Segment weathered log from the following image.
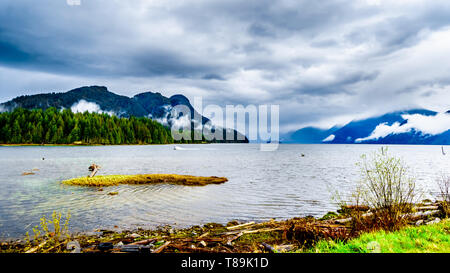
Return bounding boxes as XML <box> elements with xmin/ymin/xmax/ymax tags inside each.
<box><xmin>416</xmin><ymin>206</ymin><xmax>439</xmax><ymax>211</ymax></box>
<box><xmin>226</xmin><ymin>222</ymin><xmax>256</xmax><ymax>231</ymax></box>
<box><xmin>335</xmin><ymin>209</ymin><xmax>441</xmax><ymax>224</ymax></box>
<box><xmin>180</xmin><ymin>237</ymin><xmax>222</xmax><ymax>242</ymax></box>
<box><xmin>334</xmin><ymin>217</ymin><xmax>352</xmax><ymax>224</ymax></box>
<box><xmin>261</xmin><ymin>243</ymin><xmax>276</xmax><ymax>253</ymax></box>
<box><xmin>407</xmin><ymin>210</ymin><xmax>440</xmax><ymax>220</ymax></box>
<box><xmin>197</xmin><ymin>232</ymin><xmax>209</xmax><ymax>239</ymax></box>
<box><xmin>242</xmin><ymin>227</ymin><xmax>284</xmax><ymax>234</ymax></box>
<box><xmin>227</xmin><ymin>232</ymin><xmax>243</xmax><ymax>246</ymax></box>
<box><xmin>130</xmin><ymin>238</ymin><xmax>156</xmax><ymax>245</ymax></box>
<box><xmin>153</xmin><ymin>241</ymin><xmax>170</xmax><ymax>253</ymax></box>
<box><xmin>25</xmin><ymin>241</ymin><xmax>47</xmax><ymax>253</ymax></box>
<box><xmin>221</xmin><ymin>227</ymin><xmax>283</xmax><ymax>236</ymax></box>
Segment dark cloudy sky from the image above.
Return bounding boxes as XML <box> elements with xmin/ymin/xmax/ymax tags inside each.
<box><xmin>1</xmin><ymin>0</ymin><xmax>450</xmax><ymax>132</ymax></box>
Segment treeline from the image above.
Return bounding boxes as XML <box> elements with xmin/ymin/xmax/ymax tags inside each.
<box><xmin>0</xmin><ymin>108</ymin><xmax>176</xmax><ymax>145</ymax></box>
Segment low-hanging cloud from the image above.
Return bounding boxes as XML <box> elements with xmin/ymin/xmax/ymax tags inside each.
<box><xmin>2</xmin><ymin>1</ymin><xmax>450</xmax><ymax>131</ymax></box>
<box><xmin>356</xmin><ymin>112</ymin><xmax>450</xmax><ymax>142</ymax></box>
<box><xmin>70</xmin><ymin>100</ymin><xmax>115</xmax><ymax>115</ymax></box>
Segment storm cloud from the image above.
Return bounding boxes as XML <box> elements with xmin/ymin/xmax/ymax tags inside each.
<box><xmin>1</xmin><ymin>0</ymin><xmax>450</xmax><ymax>132</ymax></box>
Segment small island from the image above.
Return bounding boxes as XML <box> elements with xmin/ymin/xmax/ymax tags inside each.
<box><xmin>62</xmin><ymin>174</ymin><xmax>228</xmax><ymax>187</ymax></box>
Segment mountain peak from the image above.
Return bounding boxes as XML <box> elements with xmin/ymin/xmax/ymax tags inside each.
<box><xmin>68</xmin><ymin>86</ymin><xmax>110</xmax><ymax>93</ymax></box>
<box><xmin>169</xmin><ymin>94</ymin><xmax>191</xmax><ymax>107</ymax></box>
<box><xmin>284</xmin><ymin>108</ymin><xmax>450</xmax><ymax>145</ymax></box>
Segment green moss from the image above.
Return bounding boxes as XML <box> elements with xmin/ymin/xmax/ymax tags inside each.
<box><xmin>237</xmin><ymin>231</ymin><xmax>283</xmax><ymax>245</ymax></box>
<box><xmin>307</xmin><ymin>219</ymin><xmax>450</xmax><ymax>253</ymax></box>
<box><xmin>319</xmin><ymin>211</ymin><xmax>339</xmax><ymax>220</ymax></box>
<box><xmin>62</xmin><ymin>174</ymin><xmax>228</xmax><ymax>187</ymax></box>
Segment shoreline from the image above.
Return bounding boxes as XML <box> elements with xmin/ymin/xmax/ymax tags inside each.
<box><xmin>0</xmin><ymin>143</ymin><xmax>211</xmax><ymax>147</ymax></box>
<box><xmin>1</xmin><ymin>201</ymin><xmax>447</xmax><ymax>253</ymax></box>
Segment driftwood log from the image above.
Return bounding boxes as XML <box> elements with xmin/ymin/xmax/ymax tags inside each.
<box><xmin>88</xmin><ymin>164</ymin><xmax>101</xmax><ymax>178</ymax></box>
<box><xmin>153</xmin><ymin>241</ymin><xmax>171</xmax><ymax>253</ymax></box>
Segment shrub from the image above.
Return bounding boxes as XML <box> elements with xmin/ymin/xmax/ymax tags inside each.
<box><xmin>349</xmin><ymin>148</ymin><xmax>418</xmax><ymax>231</ymax></box>
<box><xmin>437</xmin><ymin>174</ymin><xmax>450</xmax><ymax>217</ymax></box>
<box><xmin>25</xmin><ymin>211</ymin><xmax>71</xmax><ymax>253</ymax></box>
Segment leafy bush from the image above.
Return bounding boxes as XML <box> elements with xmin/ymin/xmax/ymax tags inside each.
<box><xmin>25</xmin><ymin>211</ymin><xmax>71</xmax><ymax>253</ymax></box>
<box><xmin>347</xmin><ymin>148</ymin><xmax>418</xmax><ymax>231</ymax></box>
<box><xmin>437</xmin><ymin>174</ymin><xmax>450</xmax><ymax>217</ymax></box>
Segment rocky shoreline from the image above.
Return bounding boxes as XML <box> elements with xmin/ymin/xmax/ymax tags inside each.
<box><xmin>0</xmin><ymin>200</ymin><xmax>447</xmax><ymax>253</ymax></box>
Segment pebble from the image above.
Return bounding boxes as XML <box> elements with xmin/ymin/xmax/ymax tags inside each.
<box><xmin>415</xmin><ymin>220</ymin><xmax>424</xmax><ymax>226</ymax></box>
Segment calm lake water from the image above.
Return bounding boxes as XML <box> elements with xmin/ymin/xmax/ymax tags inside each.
<box><xmin>0</xmin><ymin>144</ymin><xmax>448</xmax><ymax>239</ymax></box>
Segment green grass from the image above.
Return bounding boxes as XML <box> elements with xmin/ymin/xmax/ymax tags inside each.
<box><xmin>308</xmin><ymin>219</ymin><xmax>450</xmax><ymax>253</ymax></box>
<box><xmin>62</xmin><ymin>174</ymin><xmax>228</xmax><ymax>187</ymax></box>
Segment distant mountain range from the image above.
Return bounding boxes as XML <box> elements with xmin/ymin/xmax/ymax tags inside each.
<box><xmin>283</xmin><ymin>109</ymin><xmax>450</xmax><ymax>145</ymax></box>
<box><xmin>3</xmin><ymin>87</ymin><xmax>449</xmax><ymax>145</ymax></box>
<box><xmin>0</xmin><ymin>86</ymin><xmax>248</xmax><ymax>143</ymax></box>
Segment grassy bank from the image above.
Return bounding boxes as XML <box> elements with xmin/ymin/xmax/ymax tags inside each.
<box><xmin>62</xmin><ymin>174</ymin><xmax>228</xmax><ymax>186</ymax></box>
<box><xmin>309</xmin><ymin>219</ymin><xmax>450</xmax><ymax>253</ymax></box>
